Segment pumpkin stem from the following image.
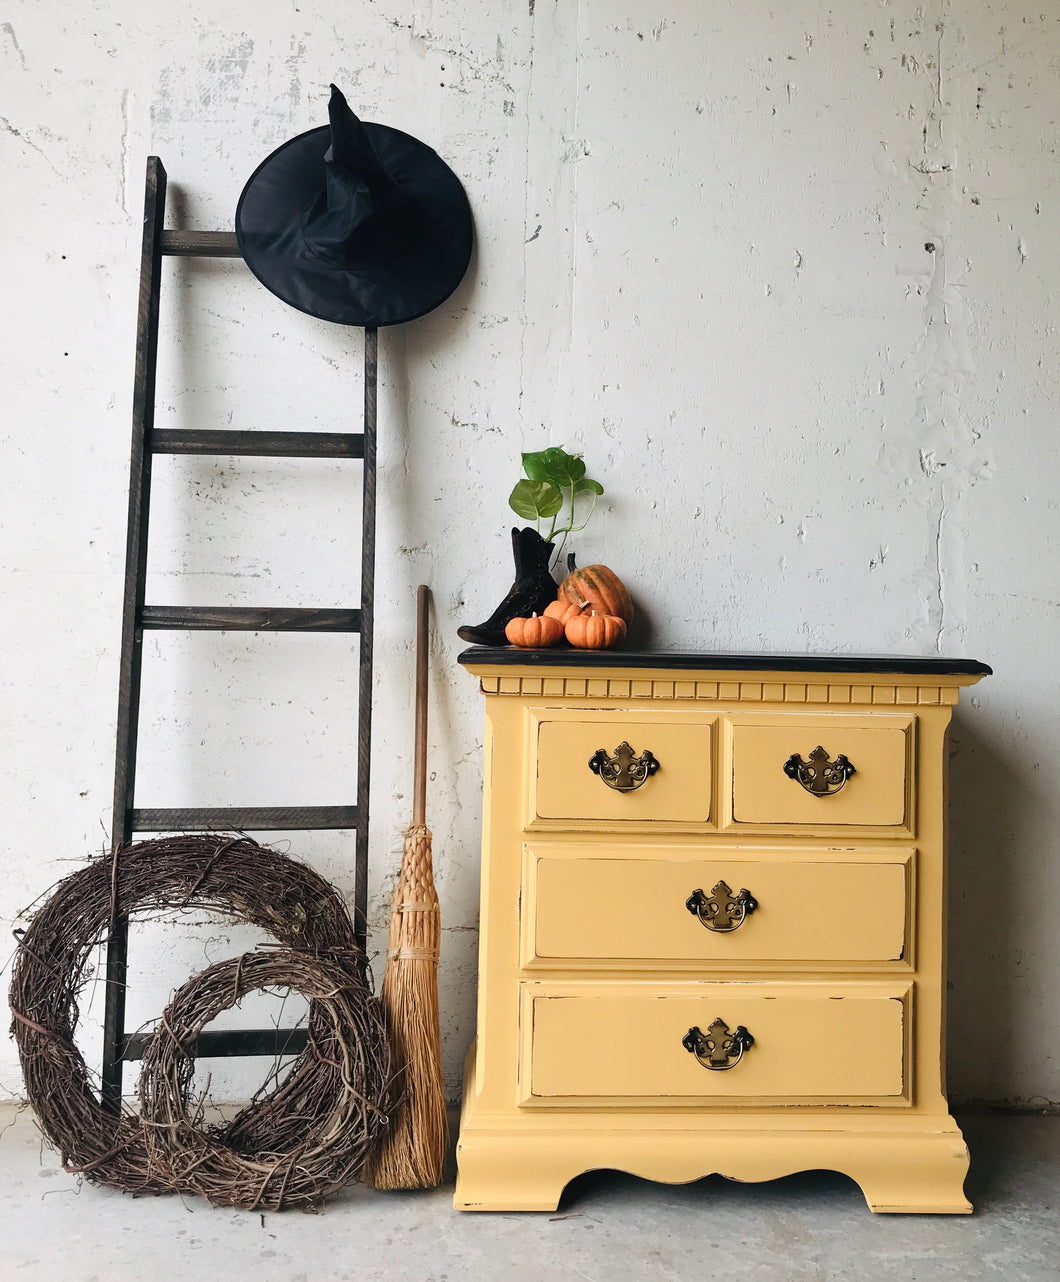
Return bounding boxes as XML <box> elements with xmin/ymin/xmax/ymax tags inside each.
<box><xmin>567</xmin><ymin>552</ymin><xmax>577</xmax><ymax>574</ymax></box>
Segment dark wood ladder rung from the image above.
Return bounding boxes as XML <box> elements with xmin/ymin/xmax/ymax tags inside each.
<box><xmin>160</xmin><ymin>230</ymin><xmax>242</xmax><ymax>258</ymax></box>
<box><xmin>123</xmin><ymin>1027</ymin><xmax>309</xmax><ymax>1061</ymax></box>
<box><xmin>150</xmin><ymin>429</ymin><xmax>364</xmax><ymax>458</ymax></box>
<box><xmin>130</xmin><ymin>805</ymin><xmax>359</xmax><ymax>832</ymax></box>
<box><xmin>141</xmin><ymin>606</ymin><xmax>361</xmax><ymax>632</ymax></box>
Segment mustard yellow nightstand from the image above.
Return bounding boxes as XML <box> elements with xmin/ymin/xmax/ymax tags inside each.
<box><xmin>453</xmin><ymin>650</ymin><xmax>990</xmax><ymax>1214</ymax></box>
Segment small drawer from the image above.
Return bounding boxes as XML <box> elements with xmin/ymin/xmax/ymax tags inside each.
<box><xmin>729</xmin><ymin>714</ymin><xmax>914</xmax><ymax>829</ymax></box>
<box><xmin>521</xmin><ymin>982</ymin><xmax>910</xmax><ymax>1104</ymax></box>
<box><xmin>524</xmin><ymin>847</ymin><xmax>912</xmax><ymax>966</ymax></box>
<box><xmin>529</xmin><ymin>709</ymin><xmax>714</xmax><ymax>827</ymax></box>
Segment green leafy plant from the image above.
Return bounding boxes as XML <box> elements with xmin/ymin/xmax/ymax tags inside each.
<box><xmin>508</xmin><ymin>446</ymin><xmax>604</xmax><ymax>563</ymax></box>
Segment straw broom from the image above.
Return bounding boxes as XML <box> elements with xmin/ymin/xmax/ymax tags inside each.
<box><xmin>364</xmin><ymin>584</ymin><xmax>447</xmax><ymax>1189</ymax></box>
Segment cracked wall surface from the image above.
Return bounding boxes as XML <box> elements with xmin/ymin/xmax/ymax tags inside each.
<box><xmin>1</xmin><ymin>0</ymin><xmax>1058</xmax><ymax>1107</ymax></box>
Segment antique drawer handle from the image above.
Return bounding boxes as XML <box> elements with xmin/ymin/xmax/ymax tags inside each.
<box><xmin>686</xmin><ymin>880</ymin><xmax>758</xmax><ymax>932</ymax></box>
<box><xmin>682</xmin><ymin>1019</ymin><xmax>754</xmax><ymax>1071</ymax></box>
<box><xmin>783</xmin><ymin>745</ymin><xmax>856</xmax><ymax>796</ymax></box>
<box><xmin>588</xmin><ymin>741</ymin><xmax>660</xmax><ymax>792</ymax></box>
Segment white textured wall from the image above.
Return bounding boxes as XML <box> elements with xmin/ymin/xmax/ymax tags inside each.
<box><xmin>2</xmin><ymin>0</ymin><xmax>1057</xmax><ymax>1107</ymax></box>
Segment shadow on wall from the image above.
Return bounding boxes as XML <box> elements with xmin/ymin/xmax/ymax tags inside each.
<box><xmin>946</xmin><ymin>709</ymin><xmax>1039</xmax><ymax>1108</ymax></box>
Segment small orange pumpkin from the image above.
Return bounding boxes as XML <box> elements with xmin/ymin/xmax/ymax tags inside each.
<box><xmin>543</xmin><ymin>599</ymin><xmax>588</xmax><ymax>626</ymax></box>
<box><xmin>557</xmin><ymin>564</ymin><xmax>633</xmax><ymax>623</ymax></box>
<box><xmin>505</xmin><ymin>612</ymin><xmax>565</xmax><ymax>648</ymax></box>
<box><xmin>564</xmin><ymin>609</ymin><xmax>627</xmax><ymax>650</ymax></box>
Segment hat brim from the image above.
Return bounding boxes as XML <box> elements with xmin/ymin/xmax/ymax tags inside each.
<box><xmin>236</xmin><ymin>123</ymin><xmax>473</xmax><ymax>328</ymax></box>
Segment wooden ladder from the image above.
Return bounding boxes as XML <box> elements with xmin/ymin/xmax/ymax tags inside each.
<box><xmin>102</xmin><ymin>156</ymin><xmax>377</xmax><ymax>1108</ymax></box>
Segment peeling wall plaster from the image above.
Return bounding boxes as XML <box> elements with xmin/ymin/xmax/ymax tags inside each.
<box><xmin>1</xmin><ymin>0</ymin><xmax>1058</xmax><ymax>1108</ymax></box>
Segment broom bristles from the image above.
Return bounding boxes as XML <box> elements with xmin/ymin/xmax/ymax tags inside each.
<box><xmin>363</xmin><ymin>824</ymin><xmax>448</xmax><ymax>1190</ymax></box>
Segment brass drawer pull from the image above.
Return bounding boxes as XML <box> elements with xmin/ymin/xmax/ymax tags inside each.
<box><xmin>683</xmin><ymin>1019</ymin><xmax>754</xmax><ymax>1071</ymax></box>
<box><xmin>686</xmin><ymin>880</ymin><xmax>758</xmax><ymax>932</ymax></box>
<box><xmin>783</xmin><ymin>745</ymin><xmax>856</xmax><ymax>796</ymax></box>
<box><xmin>588</xmin><ymin>741</ymin><xmax>660</xmax><ymax>792</ymax></box>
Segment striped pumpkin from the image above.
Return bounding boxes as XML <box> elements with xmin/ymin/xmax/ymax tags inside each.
<box><xmin>557</xmin><ymin>564</ymin><xmax>634</xmax><ymax>623</ymax></box>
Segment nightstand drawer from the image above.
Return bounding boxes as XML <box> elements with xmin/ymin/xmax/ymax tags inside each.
<box><xmin>525</xmin><ymin>848</ymin><xmax>911</xmax><ymax>966</ymax></box>
<box><xmin>730</xmin><ymin>715</ymin><xmax>914</xmax><ymax>828</ymax></box>
<box><xmin>522</xmin><ymin>983</ymin><xmax>909</xmax><ymax>1104</ymax></box>
<box><xmin>531</xmin><ymin>710</ymin><xmax>713</xmax><ymax>826</ymax></box>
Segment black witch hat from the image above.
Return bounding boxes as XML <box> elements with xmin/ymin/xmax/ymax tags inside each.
<box><xmin>236</xmin><ymin>85</ymin><xmax>473</xmax><ymax>327</ymax></box>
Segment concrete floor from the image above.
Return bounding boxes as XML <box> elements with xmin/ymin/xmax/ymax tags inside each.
<box><xmin>0</xmin><ymin>1108</ymin><xmax>1055</xmax><ymax>1281</ymax></box>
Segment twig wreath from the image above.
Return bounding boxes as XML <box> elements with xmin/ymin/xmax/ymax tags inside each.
<box><xmin>8</xmin><ymin>834</ymin><xmax>393</xmax><ymax>1210</ymax></box>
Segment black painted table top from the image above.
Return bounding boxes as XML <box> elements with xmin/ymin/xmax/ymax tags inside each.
<box><xmin>458</xmin><ymin>648</ymin><xmax>991</xmax><ymax>677</ymax></box>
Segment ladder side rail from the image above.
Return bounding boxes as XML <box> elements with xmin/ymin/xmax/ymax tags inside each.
<box><xmin>354</xmin><ymin>328</ymin><xmax>378</xmax><ymax>951</ymax></box>
<box><xmin>102</xmin><ymin>156</ymin><xmax>169</xmax><ymax>1111</ymax></box>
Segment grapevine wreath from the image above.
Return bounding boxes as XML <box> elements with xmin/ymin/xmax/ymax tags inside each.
<box><xmin>9</xmin><ymin>834</ymin><xmax>393</xmax><ymax>1210</ymax></box>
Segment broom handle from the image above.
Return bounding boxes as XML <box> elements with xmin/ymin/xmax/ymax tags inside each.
<box><xmin>413</xmin><ymin>584</ymin><xmax>430</xmax><ymax>828</ymax></box>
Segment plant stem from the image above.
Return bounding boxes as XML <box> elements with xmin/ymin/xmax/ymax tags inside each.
<box><xmin>551</xmin><ymin>529</ymin><xmax>569</xmax><ymax>568</ymax></box>
<box><xmin>570</xmin><ymin>493</ymin><xmax>598</xmax><ymax>532</ymax></box>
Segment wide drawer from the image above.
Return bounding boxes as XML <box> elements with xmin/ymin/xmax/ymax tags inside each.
<box><xmin>525</xmin><ymin>847</ymin><xmax>911</xmax><ymax>966</ymax></box>
<box><xmin>729</xmin><ymin>714</ymin><xmax>914</xmax><ymax>828</ymax></box>
<box><xmin>521</xmin><ymin>982</ymin><xmax>910</xmax><ymax>1104</ymax></box>
<box><xmin>530</xmin><ymin>709</ymin><xmax>713</xmax><ymax>827</ymax></box>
